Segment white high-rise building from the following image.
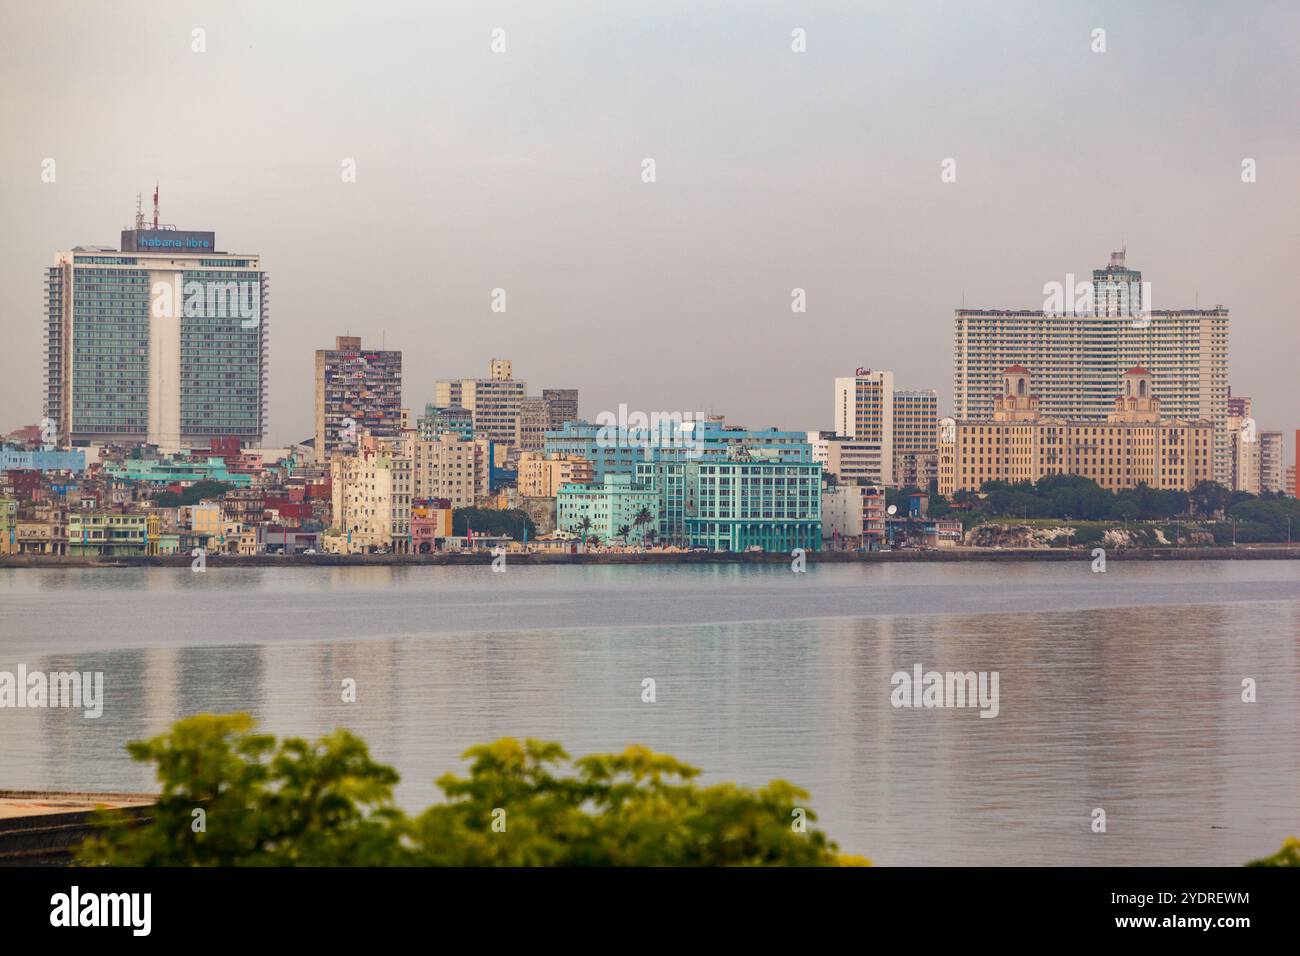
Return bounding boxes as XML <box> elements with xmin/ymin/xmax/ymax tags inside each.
<box><xmin>952</xmin><ymin>253</ymin><xmax>1230</xmax><ymax>484</ymax></box>
<box><xmin>833</xmin><ymin>369</ymin><xmax>894</xmax><ymax>486</ymax></box>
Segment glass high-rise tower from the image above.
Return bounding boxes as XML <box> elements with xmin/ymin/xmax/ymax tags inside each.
<box><xmin>44</xmin><ymin>221</ymin><xmax>268</xmax><ymax>450</ymax></box>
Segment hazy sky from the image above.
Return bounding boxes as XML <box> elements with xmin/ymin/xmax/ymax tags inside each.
<box><xmin>2</xmin><ymin>0</ymin><xmax>1296</xmax><ymax>453</ymax></box>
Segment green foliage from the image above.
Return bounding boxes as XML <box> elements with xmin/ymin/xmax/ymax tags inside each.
<box><xmin>77</xmin><ymin>714</ymin><xmax>404</xmax><ymax>866</ymax></box>
<box><xmin>410</xmin><ymin>738</ymin><xmax>863</xmax><ymax>866</ymax></box>
<box><xmin>974</xmin><ymin>475</ymin><xmax>1196</xmax><ymax>522</ymax></box>
<box><xmin>78</xmin><ymin>715</ymin><xmax>865</xmax><ymax>867</ymax></box>
<box><xmin>453</xmin><ymin>507</ymin><xmax>535</xmax><ymax>539</ymax></box>
<box><xmin>1190</xmin><ymin>480</ymin><xmax>1231</xmax><ymax>518</ymax></box>
<box><xmin>152</xmin><ymin>480</ymin><xmax>233</xmax><ymax>509</ymax></box>
<box><xmin>1224</xmin><ymin>495</ymin><xmax>1300</xmax><ymax>542</ymax></box>
<box><xmin>885</xmin><ymin>486</ymin><xmax>953</xmax><ymax>518</ymax></box>
<box><xmin>1246</xmin><ymin>836</ymin><xmax>1300</xmax><ymax>867</ymax></box>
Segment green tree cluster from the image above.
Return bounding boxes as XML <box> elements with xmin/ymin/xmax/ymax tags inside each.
<box><xmin>1221</xmin><ymin>495</ymin><xmax>1300</xmax><ymax>543</ymax></box>
<box><xmin>452</xmin><ymin>507</ymin><xmax>536</xmax><ymax>540</ymax></box>
<box><xmin>152</xmin><ymin>480</ymin><xmax>234</xmax><ymax>509</ymax></box>
<box><xmin>78</xmin><ymin>714</ymin><xmax>866</xmax><ymax>867</ymax></box>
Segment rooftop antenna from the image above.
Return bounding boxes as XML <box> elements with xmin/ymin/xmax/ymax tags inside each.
<box><xmin>152</xmin><ymin>184</ymin><xmax>160</xmax><ymax>230</ymax></box>
<box><xmin>134</xmin><ymin>193</ymin><xmax>145</xmax><ymax>231</ymax></box>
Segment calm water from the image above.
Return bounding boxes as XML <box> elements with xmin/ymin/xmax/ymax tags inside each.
<box><xmin>2</xmin><ymin>561</ymin><xmax>1297</xmax><ymax>865</ymax></box>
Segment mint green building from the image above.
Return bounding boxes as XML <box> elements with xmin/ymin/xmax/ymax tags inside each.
<box><xmin>556</xmin><ymin>474</ymin><xmax>659</xmax><ymax>544</ymax></box>
<box><xmin>104</xmin><ymin>456</ymin><xmax>252</xmax><ymax>487</ymax></box>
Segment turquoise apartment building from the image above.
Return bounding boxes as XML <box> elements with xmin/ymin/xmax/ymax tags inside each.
<box><xmin>556</xmin><ymin>473</ymin><xmax>659</xmax><ymax>544</ymax></box>
<box><xmin>635</xmin><ymin>455</ymin><xmax>822</xmax><ymax>552</ymax></box>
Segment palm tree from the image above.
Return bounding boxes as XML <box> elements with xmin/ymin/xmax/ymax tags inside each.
<box><xmin>576</xmin><ymin>516</ymin><xmax>593</xmax><ymax>551</ymax></box>
<box><xmin>633</xmin><ymin>506</ymin><xmax>653</xmax><ymax>545</ymax></box>
<box><xmin>618</xmin><ymin>524</ymin><xmax>631</xmax><ymax>546</ymax></box>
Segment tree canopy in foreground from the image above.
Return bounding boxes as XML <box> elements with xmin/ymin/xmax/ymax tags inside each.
<box><xmin>77</xmin><ymin>713</ymin><xmax>868</xmax><ymax>867</ymax></box>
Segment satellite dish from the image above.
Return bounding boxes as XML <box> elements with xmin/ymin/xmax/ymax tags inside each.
<box><xmin>887</xmin><ymin>505</ymin><xmax>897</xmax><ymax>516</ymax></box>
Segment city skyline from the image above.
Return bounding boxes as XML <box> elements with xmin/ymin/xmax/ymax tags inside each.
<box><xmin>1</xmin><ymin>1</ymin><xmax>1297</xmax><ymax>449</ymax></box>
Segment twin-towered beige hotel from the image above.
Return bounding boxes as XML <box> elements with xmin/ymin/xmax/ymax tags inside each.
<box><xmin>937</xmin><ymin>365</ymin><xmax>1214</xmax><ymax>496</ymax></box>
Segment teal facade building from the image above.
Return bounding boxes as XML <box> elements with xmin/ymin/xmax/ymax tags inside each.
<box><xmin>635</xmin><ymin>456</ymin><xmax>822</xmax><ymax>551</ymax></box>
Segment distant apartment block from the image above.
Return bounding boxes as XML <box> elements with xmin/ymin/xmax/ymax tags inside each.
<box><xmin>407</xmin><ymin>433</ymin><xmax>494</xmax><ymax>509</ymax></box>
<box><xmin>953</xmin><ymin>253</ymin><xmax>1230</xmax><ymax>484</ymax></box>
<box><xmin>0</xmin><ymin>445</ymin><xmax>85</xmax><ymax>473</ymax></box>
<box><xmin>822</xmin><ymin>482</ymin><xmax>886</xmax><ymax>550</ymax></box>
<box><xmin>517</xmin><ymin>452</ymin><xmax>594</xmax><ymax>498</ymax></box>
<box><xmin>328</xmin><ymin>438</ymin><xmax>412</xmax><ymax>553</ymax></box>
<box><xmin>1259</xmin><ymin>430</ymin><xmax>1284</xmax><ymax>494</ymax></box>
<box><xmin>314</xmin><ymin>336</ymin><xmax>403</xmax><ymax>462</ymax></box>
<box><xmin>518</xmin><ymin>397</ymin><xmax>553</xmax><ymax>453</ymax></box>
<box><xmin>542</xmin><ymin>388</ymin><xmax>579</xmax><ymax>428</ymax></box>
<box><xmin>45</xmin><ymin>216</ymin><xmax>268</xmax><ymax>450</ymax></box>
<box><xmin>435</xmin><ymin>358</ymin><xmax>527</xmax><ymax>447</ymax></box>
<box><xmin>416</xmin><ymin>404</ymin><xmax>473</xmax><ymax>442</ymax></box>
<box><xmin>893</xmin><ymin>389</ymin><xmax>938</xmax><ymax>488</ymax></box>
<box><xmin>825</xmin><ymin>437</ymin><xmax>891</xmax><ymax>487</ymax></box>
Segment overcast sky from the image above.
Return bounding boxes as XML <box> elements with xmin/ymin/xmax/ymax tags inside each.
<box><xmin>1</xmin><ymin>0</ymin><xmax>1296</xmax><ymax>454</ymax></box>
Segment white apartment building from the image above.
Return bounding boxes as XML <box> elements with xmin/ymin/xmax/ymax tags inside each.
<box><xmin>825</xmin><ymin>437</ymin><xmax>890</xmax><ymax>487</ymax></box>
<box><xmin>833</xmin><ymin>369</ymin><xmax>894</xmax><ymax>485</ymax></box>
<box><xmin>806</xmin><ymin>431</ymin><xmax>831</xmax><ymax>469</ymax></box>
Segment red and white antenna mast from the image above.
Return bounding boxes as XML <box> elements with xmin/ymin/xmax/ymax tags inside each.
<box><xmin>152</xmin><ymin>185</ymin><xmax>160</xmax><ymax>230</ymax></box>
